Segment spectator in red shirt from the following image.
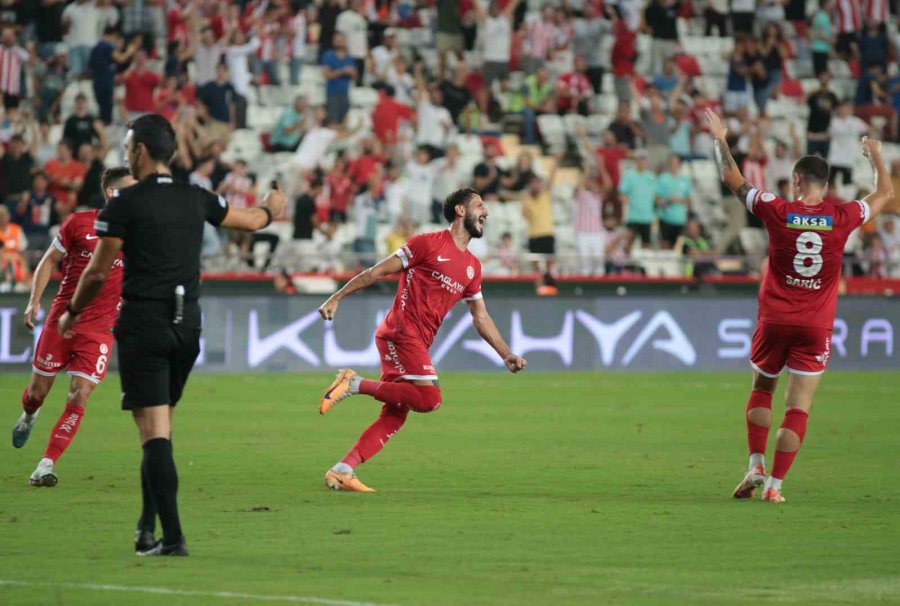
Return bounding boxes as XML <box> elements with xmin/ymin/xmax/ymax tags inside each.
<box><xmin>155</xmin><ymin>75</ymin><xmax>182</xmax><ymax>123</ymax></box>
<box><xmin>167</xmin><ymin>0</ymin><xmax>193</xmax><ymax>45</ymax></box>
<box><xmin>611</xmin><ymin>18</ymin><xmax>637</xmax><ymax>104</ymax></box>
<box><xmin>348</xmin><ymin>137</ymin><xmax>384</xmax><ymax>188</ymax></box>
<box><xmin>43</xmin><ymin>140</ymin><xmax>86</xmax><ymax>212</ymax></box>
<box><xmin>557</xmin><ymin>56</ymin><xmax>593</xmax><ymax>115</ymax></box>
<box><xmin>371</xmin><ymin>86</ymin><xmax>415</xmax><ymax>148</ymax></box>
<box><xmin>325</xmin><ymin>154</ymin><xmax>354</xmax><ymax>224</ymax></box>
<box><xmin>121</xmin><ymin>49</ymin><xmax>162</xmax><ymax>120</ymax></box>
<box><xmin>595</xmin><ymin>130</ymin><xmax>628</xmax><ymax>189</ymax></box>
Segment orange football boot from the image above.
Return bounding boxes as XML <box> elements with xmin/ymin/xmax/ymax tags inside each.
<box><xmin>761</xmin><ymin>487</ymin><xmax>786</xmax><ymax>503</ymax></box>
<box><xmin>733</xmin><ymin>465</ymin><xmax>766</xmax><ymax>499</ymax></box>
<box><xmin>319</xmin><ymin>369</ymin><xmax>358</xmax><ymax>415</ymax></box>
<box><xmin>324</xmin><ymin>469</ymin><xmax>376</xmax><ymax>493</ymax></box>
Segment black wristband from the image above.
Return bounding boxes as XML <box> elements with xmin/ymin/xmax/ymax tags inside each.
<box><xmin>66</xmin><ymin>303</ymin><xmax>82</xmax><ymax>317</ymax></box>
<box><xmin>261</xmin><ymin>207</ymin><xmax>273</xmax><ymax>228</ymax></box>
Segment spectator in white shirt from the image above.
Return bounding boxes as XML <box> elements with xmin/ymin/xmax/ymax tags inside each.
<box><xmin>225</xmin><ymin>29</ymin><xmax>260</xmax><ymax>128</ymax></box>
<box><xmin>289</xmin><ymin>6</ymin><xmax>308</xmax><ymax>86</ymax></box>
<box><xmin>828</xmin><ymin>101</ymin><xmax>871</xmax><ymax>187</ymax></box>
<box><xmin>404</xmin><ymin>146</ymin><xmax>438</xmax><ymax>225</ymax></box>
<box><xmin>193</xmin><ymin>27</ymin><xmax>224</xmax><ymax>87</ymax></box>
<box><xmin>63</xmin><ymin>0</ymin><xmax>102</xmax><ymax>77</ymax></box>
<box><xmin>414</xmin><ymin>63</ymin><xmax>455</xmax><ymax>158</ymax></box>
<box><xmin>431</xmin><ymin>145</ymin><xmax>469</xmax><ymax>217</ymax></box>
<box><xmin>335</xmin><ymin>0</ymin><xmax>368</xmax><ymax>84</ymax></box>
<box><xmin>370</xmin><ymin>28</ymin><xmax>399</xmax><ymax>84</ymax></box>
<box><xmin>475</xmin><ymin>0</ymin><xmax>518</xmax><ymax>85</ymax></box>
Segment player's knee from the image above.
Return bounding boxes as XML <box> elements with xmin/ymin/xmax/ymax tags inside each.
<box><xmin>27</xmin><ymin>384</ymin><xmax>49</xmax><ymax>403</ymax></box>
<box><xmin>67</xmin><ymin>385</ymin><xmax>94</xmax><ymax>407</ymax></box>
<box><xmin>751</xmin><ymin>374</ymin><xmax>778</xmax><ymax>394</ymax></box>
<box><xmin>416</xmin><ymin>386</ymin><xmax>442</xmax><ymax>413</ymax></box>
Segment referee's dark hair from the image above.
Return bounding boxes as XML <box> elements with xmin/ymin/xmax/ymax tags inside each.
<box><xmin>128</xmin><ymin>114</ymin><xmax>177</xmax><ymax>163</ymax></box>
<box><xmin>792</xmin><ymin>155</ymin><xmax>830</xmax><ymax>187</ymax></box>
<box><xmin>100</xmin><ymin>166</ymin><xmax>132</xmax><ymax>196</ymax></box>
<box><xmin>442</xmin><ymin>188</ymin><xmax>480</xmax><ymax>223</ymax></box>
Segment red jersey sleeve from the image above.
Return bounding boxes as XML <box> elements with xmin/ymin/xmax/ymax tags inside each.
<box><xmin>394</xmin><ymin>234</ymin><xmax>432</xmax><ymax>269</ymax></box>
<box><xmin>53</xmin><ymin>214</ymin><xmax>76</xmax><ymax>254</ymax></box>
<box><xmin>463</xmin><ymin>260</ymin><xmax>483</xmax><ymax>302</ymax></box>
<box><xmin>837</xmin><ymin>199</ymin><xmax>872</xmax><ymax>230</ymax></box>
<box><xmin>745</xmin><ymin>187</ymin><xmax>788</xmax><ymax>226</ymax></box>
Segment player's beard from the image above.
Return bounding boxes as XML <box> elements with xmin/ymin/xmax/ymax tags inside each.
<box><xmin>463</xmin><ymin>212</ymin><xmax>484</xmax><ymax>239</ymax></box>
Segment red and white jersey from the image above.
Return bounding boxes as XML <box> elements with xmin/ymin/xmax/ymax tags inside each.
<box><xmin>258</xmin><ymin>21</ymin><xmax>280</xmax><ymax>61</ymax></box>
<box><xmin>863</xmin><ymin>0</ymin><xmax>889</xmax><ymax>24</ymax></box>
<box><xmin>377</xmin><ymin>230</ymin><xmax>483</xmax><ymax>347</ymax></box>
<box><xmin>525</xmin><ymin>20</ymin><xmax>557</xmax><ymax>59</ymax></box>
<box><xmin>558</xmin><ymin>72</ymin><xmax>592</xmax><ymax>97</ymax></box>
<box><xmin>49</xmin><ymin>209</ymin><xmax>124</xmax><ymax>332</ymax></box>
<box><xmin>833</xmin><ymin>0</ymin><xmax>861</xmax><ymax>33</ymax></box>
<box><xmin>222</xmin><ymin>172</ymin><xmax>254</xmax><ymax>209</ymax></box>
<box><xmin>742</xmin><ymin>157</ymin><xmax>767</xmax><ymax>192</ymax></box>
<box><xmin>574</xmin><ymin>188</ymin><xmax>603</xmax><ymax>235</ymax></box>
<box><xmin>746</xmin><ymin>188</ymin><xmax>870</xmax><ymax>329</ymax></box>
<box><xmin>0</xmin><ymin>45</ymin><xmax>29</xmax><ymax>95</ymax></box>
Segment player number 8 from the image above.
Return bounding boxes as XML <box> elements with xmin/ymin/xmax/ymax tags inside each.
<box><xmin>793</xmin><ymin>231</ymin><xmax>823</xmax><ymax>278</ymax></box>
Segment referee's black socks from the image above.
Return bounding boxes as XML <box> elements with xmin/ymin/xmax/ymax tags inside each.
<box><xmin>138</xmin><ymin>460</ymin><xmax>157</xmax><ymax>534</ymax></box>
<box><xmin>142</xmin><ymin>437</ymin><xmax>183</xmax><ymax>546</ymax></box>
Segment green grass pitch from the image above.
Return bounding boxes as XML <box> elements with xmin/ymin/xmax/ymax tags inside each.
<box><xmin>1</xmin><ymin>371</ymin><xmax>899</xmax><ymax>606</ymax></box>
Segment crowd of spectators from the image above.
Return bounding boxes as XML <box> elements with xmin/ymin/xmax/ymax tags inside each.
<box><xmin>1</xmin><ymin>0</ymin><xmax>900</xmax><ymax>289</ymax></box>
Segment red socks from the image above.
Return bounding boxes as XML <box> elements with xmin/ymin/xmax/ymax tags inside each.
<box><xmin>342</xmin><ymin>404</ymin><xmax>409</xmax><ymax>468</ymax></box>
<box><xmin>340</xmin><ymin>381</ymin><xmax>443</xmax><ymax>468</ymax></box>
<box><xmin>22</xmin><ymin>388</ymin><xmax>44</xmax><ymax>415</ymax></box>
<box><xmin>358</xmin><ymin>380</ymin><xmax>442</xmax><ymax>413</ymax></box>
<box><xmin>43</xmin><ymin>403</ymin><xmax>85</xmax><ymax>462</ymax></box>
<box><xmin>746</xmin><ymin>390</ymin><xmax>773</xmax><ymax>455</ymax></box>
<box><xmin>772</xmin><ymin>408</ymin><xmax>809</xmax><ymax>480</ymax></box>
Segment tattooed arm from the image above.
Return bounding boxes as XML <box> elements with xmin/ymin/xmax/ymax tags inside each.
<box><xmin>705</xmin><ymin>108</ymin><xmax>753</xmax><ymax>202</ymax></box>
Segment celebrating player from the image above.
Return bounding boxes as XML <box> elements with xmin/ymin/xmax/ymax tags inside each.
<box><xmin>706</xmin><ymin>108</ymin><xmax>894</xmax><ymax>503</ymax></box>
<box><xmin>12</xmin><ymin>167</ymin><xmax>136</xmax><ymax>486</ymax></box>
<box><xmin>316</xmin><ymin>188</ymin><xmax>527</xmax><ymax>492</ymax></box>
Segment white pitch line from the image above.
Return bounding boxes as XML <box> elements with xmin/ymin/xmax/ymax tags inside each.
<box><xmin>0</xmin><ymin>579</ymin><xmax>401</xmax><ymax>606</ymax></box>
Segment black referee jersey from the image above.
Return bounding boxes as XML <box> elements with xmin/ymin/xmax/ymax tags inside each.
<box><xmin>94</xmin><ymin>173</ymin><xmax>229</xmax><ymax>408</ymax></box>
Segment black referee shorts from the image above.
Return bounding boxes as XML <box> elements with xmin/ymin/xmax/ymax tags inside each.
<box><xmin>115</xmin><ymin>301</ymin><xmax>201</xmax><ymax>410</ymax></box>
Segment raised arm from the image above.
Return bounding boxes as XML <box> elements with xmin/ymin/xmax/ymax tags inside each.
<box><xmin>24</xmin><ymin>245</ymin><xmax>64</xmax><ymax>331</ymax></box>
<box><xmin>317</xmin><ymin>254</ymin><xmax>405</xmax><ymax>321</ymax></box>
<box><xmin>219</xmin><ymin>187</ymin><xmax>287</xmax><ymax>231</ymax></box>
<box><xmin>467</xmin><ymin>297</ymin><xmax>526</xmax><ymax>373</ymax></box>
<box><xmin>705</xmin><ymin>108</ymin><xmax>752</xmax><ymax>201</ymax></box>
<box><xmin>861</xmin><ymin>136</ymin><xmax>895</xmax><ymax>218</ymax></box>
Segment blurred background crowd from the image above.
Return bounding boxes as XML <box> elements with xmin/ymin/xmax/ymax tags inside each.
<box><xmin>2</xmin><ymin>0</ymin><xmax>900</xmax><ymax>291</ymax></box>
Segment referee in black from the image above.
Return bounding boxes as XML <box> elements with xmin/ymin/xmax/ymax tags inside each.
<box><xmin>58</xmin><ymin>114</ymin><xmax>285</xmax><ymax>556</ymax></box>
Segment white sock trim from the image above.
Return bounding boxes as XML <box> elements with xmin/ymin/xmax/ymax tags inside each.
<box><xmin>749</xmin><ymin>453</ymin><xmax>765</xmax><ymax>471</ymax></box>
<box><xmin>348</xmin><ymin>375</ymin><xmax>362</xmax><ymax>394</ymax></box>
<box><xmin>331</xmin><ymin>462</ymin><xmax>354</xmax><ymax>474</ymax></box>
<box><xmin>764</xmin><ymin>476</ymin><xmax>782</xmax><ymax>491</ymax></box>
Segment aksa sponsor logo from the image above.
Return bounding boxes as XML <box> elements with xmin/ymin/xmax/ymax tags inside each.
<box><xmin>787</xmin><ymin>214</ymin><xmax>833</xmax><ymax>231</ymax></box>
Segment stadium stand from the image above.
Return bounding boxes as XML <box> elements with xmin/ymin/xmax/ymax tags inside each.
<box><xmin>2</xmin><ymin>0</ymin><xmax>900</xmax><ymax>292</ymax></box>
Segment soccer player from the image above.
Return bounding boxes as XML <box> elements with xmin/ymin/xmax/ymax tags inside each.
<box><xmin>316</xmin><ymin>188</ymin><xmax>527</xmax><ymax>492</ymax></box>
<box><xmin>12</xmin><ymin>167</ymin><xmax>136</xmax><ymax>486</ymax></box>
<box><xmin>706</xmin><ymin>108</ymin><xmax>894</xmax><ymax>503</ymax></box>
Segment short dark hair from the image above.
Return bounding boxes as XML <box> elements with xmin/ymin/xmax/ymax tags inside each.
<box><xmin>792</xmin><ymin>155</ymin><xmax>830</xmax><ymax>187</ymax></box>
<box><xmin>442</xmin><ymin>188</ymin><xmax>480</xmax><ymax>223</ymax></box>
<box><xmin>101</xmin><ymin>166</ymin><xmax>132</xmax><ymax>197</ymax></box>
<box><xmin>128</xmin><ymin>113</ymin><xmax>177</xmax><ymax>163</ymax></box>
